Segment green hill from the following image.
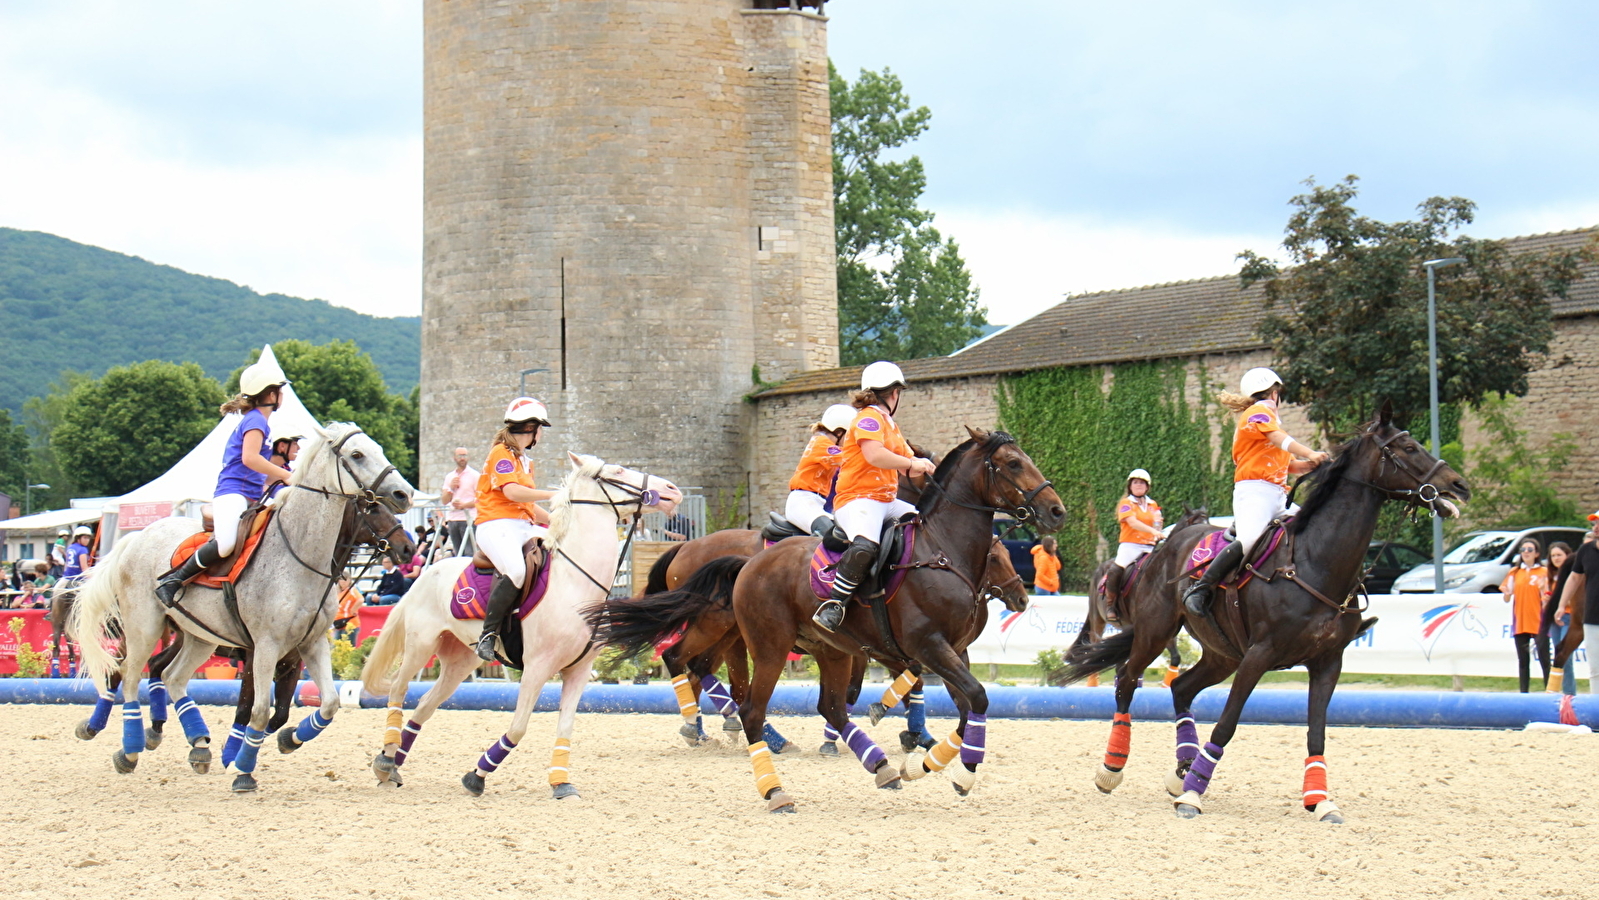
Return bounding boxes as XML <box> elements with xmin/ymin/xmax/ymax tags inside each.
<box><xmin>0</xmin><ymin>227</ymin><xmax>419</xmax><ymax>413</ymax></box>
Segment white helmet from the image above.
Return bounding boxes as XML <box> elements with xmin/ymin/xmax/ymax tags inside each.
<box><xmin>1126</xmin><ymin>468</ymin><xmax>1152</xmax><ymax>487</ymax></box>
<box><xmin>239</xmin><ymin>358</ymin><xmax>290</xmax><ymax>396</ymax></box>
<box><xmin>861</xmin><ymin>361</ymin><xmax>907</xmax><ymax>392</ymax></box>
<box><xmin>821</xmin><ymin>404</ymin><xmax>856</xmax><ymax>432</ymax></box>
<box><xmin>504</xmin><ymin>396</ymin><xmax>551</xmax><ymax>425</ymax></box>
<box><xmin>1240</xmin><ymin>367</ymin><xmax>1282</xmax><ymax>398</ymax></box>
<box><xmin>269</xmin><ymin>423</ymin><xmax>303</xmax><ymax>444</ymax></box>
<box><xmin>73</xmin><ymin>525</ymin><xmax>93</xmax><ymax>537</ymax></box>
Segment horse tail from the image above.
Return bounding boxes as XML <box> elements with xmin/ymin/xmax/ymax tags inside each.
<box><xmin>1055</xmin><ymin>629</ymin><xmax>1137</xmax><ymax>686</ymax></box>
<box><xmin>642</xmin><ymin>543</ymin><xmax>683</xmax><ymax>595</ymax></box>
<box><xmin>584</xmin><ymin>555</ymin><xmax>747</xmax><ymax>661</ymax></box>
<box><xmin>68</xmin><ymin>532</ymin><xmax>140</xmax><ymax>691</ymax></box>
<box><xmin>360</xmin><ymin>596</ymin><xmax>410</xmax><ymax>696</ymax></box>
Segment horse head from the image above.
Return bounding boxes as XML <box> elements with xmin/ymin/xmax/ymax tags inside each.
<box><xmin>347</xmin><ymin>495</ymin><xmax>416</xmax><ymax>566</ymax></box>
<box><xmin>297</xmin><ymin>422</ymin><xmax>415</xmax><ymax>513</ymax></box>
<box><xmin>561</xmin><ymin>452</ymin><xmax>684</xmax><ymax>521</ymax></box>
<box><xmin>1356</xmin><ymin>400</ymin><xmax>1472</xmax><ymax>516</ymax></box>
<box><xmin>956</xmin><ymin>425</ymin><xmax>1067</xmax><ymax>533</ymax></box>
<box><xmin>981</xmin><ymin>536</ymin><xmax>1029</xmax><ymax>613</ymax></box>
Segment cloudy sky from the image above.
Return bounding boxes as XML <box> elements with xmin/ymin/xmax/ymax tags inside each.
<box><xmin>2</xmin><ymin>1</ymin><xmax>1596</xmax><ymax>328</ymax></box>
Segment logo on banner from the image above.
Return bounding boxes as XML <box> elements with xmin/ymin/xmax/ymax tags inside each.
<box><xmin>995</xmin><ymin>606</ymin><xmax>1047</xmax><ymax>652</ymax></box>
<box><xmin>1418</xmin><ymin>601</ymin><xmax>1488</xmax><ymax>660</ymax></box>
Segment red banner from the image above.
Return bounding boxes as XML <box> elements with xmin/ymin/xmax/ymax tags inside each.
<box><xmin>120</xmin><ymin>502</ymin><xmax>173</xmax><ymax>531</ymax></box>
<box><xmin>0</xmin><ymin>610</ymin><xmax>56</xmax><ymax>676</ymax></box>
<box><xmin>357</xmin><ymin>604</ymin><xmax>395</xmax><ymax>640</ymax></box>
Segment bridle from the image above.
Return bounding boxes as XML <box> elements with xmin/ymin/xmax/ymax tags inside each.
<box><xmin>921</xmin><ymin>432</ymin><xmax>1055</xmax><ymax>526</ymax></box>
<box><xmin>1348</xmin><ymin>428</ymin><xmax>1453</xmax><ymax>514</ymax></box>
<box><xmin>290</xmin><ymin>427</ymin><xmax>402</xmax><ymax>511</ymax></box>
<box><xmin>554</xmin><ymin>466</ymin><xmax>668</xmax><ymax>596</ymax></box>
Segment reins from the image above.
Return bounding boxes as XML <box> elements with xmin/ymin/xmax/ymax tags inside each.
<box><xmin>554</xmin><ymin>469</ymin><xmax>663</xmax><ymax>597</ymax></box>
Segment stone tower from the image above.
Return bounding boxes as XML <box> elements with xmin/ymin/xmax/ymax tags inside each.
<box><xmin>420</xmin><ymin>0</ymin><xmax>838</xmax><ymax>512</ymax></box>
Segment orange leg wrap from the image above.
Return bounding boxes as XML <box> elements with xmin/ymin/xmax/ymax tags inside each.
<box><xmin>925</xmin><ymin>731</ymin><xmax>963</xmax><ymax>773</ymax></box>
<box><xmin>749</xmin><ymin>740</ymin><xmax>783</xmax><ymax>797</ymax></box>
<box><xmin>1302</xmin><ymin>755</ymin><xmax>1328</xmax><ymax>810</ymax></box>
<box><xmin>548</xmin><ymin>737</ymin><xmax>572</xmax><ymax>787</ymax></box>
<box><xmin>879</xmin><ymin>670</ymin><xmax>918</xmax><ymax>709</ymax></box>
<box><xmin>1086</xmin><ymin>673</ymin><xmax>1100</xmax><ymax>688</ymax></box>
<box><xmin>1163</xmin><ymin>666</ymin><xmax>1180</xmax><ymax>687</ymax></box>
<box><xmin>1103</xmin><ymin>712</ymin><xmax>1131</xmax><ymax>771</ymax></box>
<box><xmin>671</xmin><ymin>674</ymin><xmax>698</xmax><ymax>723</ymax></box>
<box><xmin>383</xmin><ymin>707</ymin><xmax>403</xmax><ymax>746</ymax></box>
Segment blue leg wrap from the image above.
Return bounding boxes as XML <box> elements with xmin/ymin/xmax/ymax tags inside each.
<box><xmin>147</xmin><ymin>679</ymin><xmax>170</xmax><ymax>724</ymax></box>
<box><xmin>694</xmin><ymin>715</ymin><xmax>708</xmax><ymax>741</ymax></box>
<box><xmin>175</xmin><ymin>696</ymin><xmax>209</xmax><ymax>742</ymax></box>
<box><xmin>294</xmin><ymin>710</ymin><xmax>333</xmax><ymax>744</ymax></box>
<box><xmin>88</xmin><ymin>693</ymin><xmax>114</xmax><ymax>732</ymax></box>
<box><xmin>906</xmin><ymin>689</ymin><xmax>933</xmax><ymax>741</ymax></box>
<box><xmin>220</xmin><ymin>725</ymin><xmax>245</xmax><ymax>769</ymax></box>
<box><xmin>761</xmin><ymin>721</ymin><xmax>788</xmax><ymax>751</ymax></box>
<box><xmin>121</xmin><ymin>702</ymin><xmax>145</xmax><ymax>756</ymax></box>
<box><xmin>233</xmin><ymin>727</ymin><xmax>267</xmax><ymax>774</ymax></box>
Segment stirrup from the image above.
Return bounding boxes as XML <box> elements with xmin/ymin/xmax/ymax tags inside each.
<box><xmin>474</xmin><ymin>630</ymin><xmax>499</xmax><ymax>662</ymax></box>
<box><xmin>1182</xmin><ymin>585</ymin><xmax>1210</xmax><ymax>617</ymax></box>
<box><xmin>812</xmin><ymin>600</ymin><xmax>845</xmax><ymax>632</ymax></box>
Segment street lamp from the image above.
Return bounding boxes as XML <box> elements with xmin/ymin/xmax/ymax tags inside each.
<box><xmin>24</xmin><ymin>483</ymin><xmax>49</xmax><ymax>516</ymax></box>
<box><xmin>519</xmin><ymin>368</ymin><xmax>550</xmax><ymax>397</ymax></box>
<box><xmin>1424</xmin><ymin>256</ymin><xmax>1466</xmax><ymax>592</ymax></box>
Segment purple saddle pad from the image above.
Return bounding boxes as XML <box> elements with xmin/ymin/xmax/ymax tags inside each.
<box><xmin>450</xmin><ymin>561</ymin><xmax>551</xmax><ymax>621</ymax></box>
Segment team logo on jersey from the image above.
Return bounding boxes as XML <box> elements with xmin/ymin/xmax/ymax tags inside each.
<box><xmin>1118</xmin><ymin>504</ymin><xmax>1131</xmax><ymax>514</ymax></box>
<box><xmin>1247</xmin><ymin>413</ymin><xmax>1272</xmax><ymax>425</ymax></box>
<box><xmin>858</xmin><ymin>417</ymin><xmax>881</xmax><ymax>433</ymax></box>
<box><xmin>495</xmin><ymin>459</ymin><xmax>515</xmax><ymax>474</ymax></box>
<box><xmin>826</xmin><ymin>446</ymin><xmax>842</xmax><ymax>455</ymax></box>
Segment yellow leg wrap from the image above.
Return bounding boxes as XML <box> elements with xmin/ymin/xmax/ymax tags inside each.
<box><xmin>749</xmin><ymin>740</ymin><xmax>783</xmax><ymax>797</ymax></box>
<box><xmin>925</xmin><ymin>731</ymin><xmax>963</xmax><ymax>773</ymax></box>
<box><xmin>879</xmin><ymin>670</ymin><xmax>918</xmax><ymax>709</ymax></box>
<box><xmin>671</xmin><ymin>674</ymin><xmax>699</xmax><ymax>723</ymax></box>
<box><xmin>383</xmin><ymin>707</ymin><xmax>403</xmax><ymax>746</ymax></box>
<box><xmin>548</xmin><ymin>737</ymin><xmax>572</xmax><ymax>787</ymax></box>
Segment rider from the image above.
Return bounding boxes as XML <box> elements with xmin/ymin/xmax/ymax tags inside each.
<box><xmin>784</xmin><ymin>404</ymin><xmax>857</xmax><ymax>536</ymax></box>
<box><xmin>61</xmin><ymin>525</ymin><xmax>94</xmax><ymax>579</ymax></box>
<box><xmin>1105</xmin><ymin>469</ymin><xmax>1162</xmax><ymax>602</ymax></box>
<box><xmin>1183</xmin><ymin>367</ymin><xmax>1328</xmax><ymax>616</ymax></box>
<box><xmin>156</xmin><ymin>359</ymin><xmax>295</xmax><ymax>606</ymax></box>
<box><xmin>473</xmin><ymin>397</ymin><xmax>555</xmax><ymax>661</ymax></box>
<box><xmin>813</xmin><ymin>362</ymin><xmax>936</xmax><ymax>632</ymax></box>
<box><xmin>263</xmin><ymin>426</ymin><xmax>302</xmax><ymax>502</ymax></box>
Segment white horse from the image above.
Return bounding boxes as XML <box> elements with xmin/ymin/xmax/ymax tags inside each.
<box><xmin>70</xmin><ymin>423</ymin><xmax>413</xmax><ymax>791</ymax></box>
<box><xmin>361</xmin><ymin>452</ymin><xmax>680</xmax><ymax>798</ymax></box>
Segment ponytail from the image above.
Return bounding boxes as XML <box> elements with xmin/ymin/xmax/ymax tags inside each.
<box><xmin>219</xmin><ymin>394</ymin><xmax>252</xmax><ymax>416</ymax></box>
<box><xmin>1217</xmin><ymin>386</ymin><xmax>1277</xmax><ymax>414</ymax></box>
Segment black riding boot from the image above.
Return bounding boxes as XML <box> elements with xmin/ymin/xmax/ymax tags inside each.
<box><xmin>475</xmin><ymin>575</ymin><xmax>523</xmax><ymax>662</ymax></box>
<box><xmin>1182</xmin><ymin>539</ymin><xmax>1245</xmax><ymax>617</ymax></box>
<box><xmin>155</xmin><ymin>539</ymin><xmax>221</xmax><ymax>607</ymax></box>
<box><xmin>814</xmin><ymin>536</ymin><xmax>878</xmax><ymax>632</ymax></box>
<box><xmin>809</xmin><ymin>515</ymin><xmax>835</xmax><ymax>538</ymax></box>
<box><xmin>1103</xmin><ymin>564</ymin><xmax>1126</xmax><ymax>622</ymax></box>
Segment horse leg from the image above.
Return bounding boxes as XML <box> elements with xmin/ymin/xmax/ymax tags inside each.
<box><xmin>463</xmin><ymin>640</ymin><xmax>559</xmax><ymax>797</ymax></box>
<box><xmin>110</xmin><ymin>628</ymin><xmax>161</xmax><ymax>775</ymax></box>
<box><xmin>229</xmin><ymin>639</ymin><xmax>283</xmax><ymax>792</ymax></box>
<box><xmin>906</xmin><ymin>640</ymin><xmax>987</xmax><ymax>796</ymax></box>
<box><xmin>547</xmin><ymin>650</ymin><xmax>599</xmax><ymax>800</ymax></box>
<box><xmin>1173</xmin><ymin>646</ymin><xmax>1273</xmax><ymax>818</ymax></box>
<box><xmin>278</xmin><ymin>637</ymin><xmax>339</xmax><ymax>755</ymax></box>
<box><xmin>1163</xmin><ymin>639</ymin><xmax>1182</xmax><ymax>687</ymax></box>
<box><xmin>78</xmin><ymin>671</ymin><xmax>119</xmax><ymax>742</ymax></box>
<box><xmin>722</xmin><ymin>635</ymin><xmax>751</xmax><ymax>733</ymax></box>
<box><xmin>221</xmin><ymin>652</ymin><xmax>258</xmax><ymax>772</ymax></box>
<box><xmin>739</xmin><ymin>638</ymin><xmax>795</xmax><ymax>813</ymax></box>
<box><xmin>1303</xmin><ymin>651</ymin><xmax>1346</xmax><ymax>823</ymax></box>
<box><xmin>375</xmin><ymin>637</ymin><xmax>443</xmax><ymax>782</ymax></box>
<box><xmin>397</xmin><ymin>640</ymin><xmax>478</xmax><ymax>783</ymax></box>
<box><xmin>265</xmin><ymin>653</ymin><xmax>303</xmax><ymax>734</ymax></box>
<box><xmin>816</xmin><ymin>647</ymin><xmax>900</xmax><ymax>791</ymax></box>
<box><xmin>1164</xmin><ymin>651</ymin><xmax>1237</xmax><ymax>797</ymax></box>
<box><xmin>665</xmin><ymin>644</ymin><xmax>713</xmax><ymax>747</ymax></box>
<box><xmin>1094</xmin><ymin>629</ymin><xmax>1168</xmax><ymax>794</ymax></box>
<box><xmin>155</xmin><ymin>636</ymin><xmax>220</xmax><ymax>774</ymax></box>
<box><xmin>144</xmin><ymin>639</ymin><xmax>178</xmax><ymax>751</ymax></box>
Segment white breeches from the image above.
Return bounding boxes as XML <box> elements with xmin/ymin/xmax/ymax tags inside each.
<box><xmin>475</xmin><ymin>518</ymin><xmax>548</xmax><ymax>588</ymax></box>
<box><xmin>212</xmin><ymin>493</ymin><xmax>250</xmax><ymax>557</ymax></box>
<box><xmin>784</xmin><ymin>490</ymin><xmax>829</xmax><ymax>531</ymax></box>
<box><xmin>835</xmin><ymin>497</ymin><xmax>917</xmax><ymax>543</ymax></box>
<box><xmin>1233</xmin><ymin>480</ymin><xmax>1289</xmax><ymax>554</ymax></box>
<box><xmin>1114</xmin><ymin>542</ymin><xmax>1153</xmax><ymax>568</ymax></box>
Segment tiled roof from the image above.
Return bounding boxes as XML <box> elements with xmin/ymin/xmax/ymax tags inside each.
<box><xmin>759</xmin><ymin>227</ymin><xmax>1599</xmax><ymax>397</ymax></box>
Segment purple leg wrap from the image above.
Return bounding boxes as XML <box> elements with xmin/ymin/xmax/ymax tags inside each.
<box><xmin>476</xmin><ymin>733</ymin><xmax>518</xmax><ymax>774</ymax></box>
<box><xmin>841</xmin><ymin>722</ymin><xmax>887</xmax><ymax>773</ymax></box>
<box><xmin>700</xmin><ymin>675</ymin><xmax>738</xmax><ymax>717</ymax></box>
<box><xmin>147</xmin><ymin>679</ymin><xmax>170</xmax><ymax>724</ymax></box>
<box><xmin>960</xmin><ymin>713</ymin><xmax>988</xmax><ymax>767</ymax></box>
<box><xmin>1182</xmin><ymin>741</ymin><xmax>1224</xmax><ymax>795</ymax></box>
<box><xmin>1174</xmin><ymin>715</ymin><xmax>1199</xmax><ymax>763</ymax></box>
<box><xmin>822</xmin><ymin>722</ymin><xmax>839</xmax><ymax>742</ymax></box>
<box><xmin>394</xmin><ymin>719</ymin><xmax>422</xmax><ymax>767</ymax></box>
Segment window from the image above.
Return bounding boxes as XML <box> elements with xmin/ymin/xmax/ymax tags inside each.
<box><xmin>19</xmin><ymin>542</ymin><xmax>34</xmax><ymax>559</ymax></box>
<box><xmin>1442</xmin><ymin>533</ymin><xmax>1512</xmax><ymax>565</ymax></box>
<box><xmin>1392</xmin><ymin>546</ymin><xmax>1429</xmax><ymax>569</ymax></box>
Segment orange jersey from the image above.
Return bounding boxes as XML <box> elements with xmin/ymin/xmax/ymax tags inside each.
<box><xmin>1232</xmin><ymin>402</ymin><xmax>1291</xmax><ymax>487</ymax></box>
<box><xmin>475</xmin><ymin>444</ymin><xmax>539</xmax><ymax>525</ymax></box>
<box><xmin>1501</xmin><ymin>565</ymin><xmax>1549</xmax><ymax>635</ymax></box>
<box><xmin>788</xmin><ymin>432</ymin><xmax>844</xmax><ymax>495</ymax></box>
<box><xmin>336</xmin><ymin>587</ymin><xmax>362</xmax><ymax>622</ymax></box>
<box><xmin>1116</xmin><ymin>495</ymin><xmax>1163</xmax><ymax>545</ymax></box>
<box><xmin>835</xmin><ymin>406</ymin><xmax>912</xmax><ymax>507</ymax></box>
<box><xmin>1031</xmin><ymin>545</ymin><xmax>1061</xmax><ymax>593</ymax></box>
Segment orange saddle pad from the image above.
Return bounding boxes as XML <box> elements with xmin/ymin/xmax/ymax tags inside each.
<box><xmin>170</xmin><ymin>508</ymin><xmax>273</xmax><ymax>589</ymax></box>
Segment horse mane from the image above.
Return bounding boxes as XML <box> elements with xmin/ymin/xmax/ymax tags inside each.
<box><xmin>286</xmin><ymin>422</ymin><xmax>358</xmax><ymax>488</ymax></box>
<box><xmin>544</xmin><ymin>454</ymin><xmax>606</xmax><ymax>549</ymax></box>
<box><xmin>920</xmin><ymin>431</ymin><xmax>1016</xmax><ymax>514</ymax></box>
<box><xmin>1288</xmin><ymin>433</ymin><xmax>1364</xmax><ymax>534</ymax></box>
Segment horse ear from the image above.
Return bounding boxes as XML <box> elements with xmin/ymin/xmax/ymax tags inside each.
<box><xmin>312</xmin><ymin>424</ymin><xmax>332</xmax><ymax>441</ymax></box>
<box><xmin>1378</xmin><ymin>399</ymin><xmax>1394</xmax><ymax>428</ymax></box>
<box><xmin>567</xmin><ymin>451</ymin><xmax>584</xmax><ymax>469</ymax></box>
<box><xmin>964</xmin><ymin>424</ymin><xmax>989</xmax><ymax>442</ymax></box>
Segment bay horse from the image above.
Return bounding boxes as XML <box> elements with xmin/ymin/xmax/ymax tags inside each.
<box><xmin>591</xmin><ymin>427</ymin><xmax>1065</xmax><ymax>812</ymax></box>
<box><xmin>70</xmin><ymin>423</ymin><xmax>413</xmax><ymax>792</ymax></box>
<box><xmin>1058</xmin><ymin>403</ymin><xmax>1469</xmax><ymax>823</ymax></box>
<box><xmin>359</xmin><ymin>453</ymin><xmax>681</xmax><ymax>798</ymax></box>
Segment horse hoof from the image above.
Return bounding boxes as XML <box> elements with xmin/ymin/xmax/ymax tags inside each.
<box><xmin>818</xmin><ymin>741</ymin><xmax>839</xmax><ymax>757</ymax></box>
<box><xmin>75</xmin><ymin>721</ymin><xmax>100</xmax><ymax>742</ymax></box>
<box><xmin>898</xmin><ymin>730</ymin><xmax>920</xmax><ymax>753</ymax></box>
<box><xmin>868</xmin><ymin>702</ymin><xmax>889</xmax><ymax>726</ymax></box>
<box><xmin>188</xmin><ymin>746</ymin><xmax>212</xmax><ymax>775</ymax></box>
<box><xmin>679</xmin><ymin>722</ymin><xmax>711</xmax><ymax>747</ymax></box>
<box><xmin>1165</xmin><ymin>767</ymin><xmax>1188</xmax><ymax>798</ymax></box>
<box><xmin>722</xmin><ymin>715</ymin><xmax>743</xmax><ymax>733</ymax></box>
<box><xmin>145</xmin><ymin>730</ymin><xmax>164</xmax><ymax>752</ymax></box>
<box><xmin>900</xmin><ymin>749</ymin><xmax>929</xmax><ymax>781</ymax></box>
<box><xmin>1173</xmin><ymin>790</ymin><xmax>1203</xmax><ymax>818</ymax></box>
<box><xmin>551</xmin><ymin>782</ymin><xmax>581</xmax><ymax>800</ymax></box>
<box><xmin>949</xmin><ymin>763</ymin><xmax>978</xmax><ymax>797</ymax></box>
<box><xmin>389</xmin><ymin>768</ymin><xmax>403</xmax><ymax>788</ymax></box>
<box><xmin>277</xmin><ymin>729</ymin><xmax>302</xmax><ymax>755</ymax></box>
<box><xmin>1312</xmin><ymin>801</ymin><xmax>1344</xmax><ymax>824</ymax></box>
<box><xmin>1094</xmin><ymin>764</ymin><xmax>1124</xmax><ymax>794</ymax></box>
<box><xmin>112</xmin><ymin>751</ymin><xmax>137</xmax><ymax>774</ymax></box>
<box><xmin>768</xmin><ymin>736</ymin><xmax>790</xmax><ymax>755</ymax></box>
<box><xmin>874</xmin><ymin>761</ymin><xmax>903</xmax><ymax>790</ymax></box>
<box><xmin>461</xmin><ymin>771</ymin><xmax>486</xmax><ymax>797</ymax></box>
<box><xmin>765</xmin><ymin>790</ymin><xmax>796</xmax><ymax>813</ymax></box>
<box><xmin>373</xmin><ymin>753</ymin><xmax>397</xmax><ymax>782</ymax></box>
<box><xmin>231</xmin><ymin>773</ymin><xmax>258</xmax><ymax>793</ymax></box>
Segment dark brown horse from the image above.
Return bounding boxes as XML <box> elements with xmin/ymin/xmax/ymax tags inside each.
<box><xmin>1058</xmin><ymin>404</ymin><xmax>1469</xmax><ymax>823</ymax></box>
<box><xmin>592</xmin><ymin>427</ymin><xmax>1065</xmax><ymax>812</ymax></box>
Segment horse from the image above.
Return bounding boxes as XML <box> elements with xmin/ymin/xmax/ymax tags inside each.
<box><xmin>1056</xmin><ymin>403</ymin><xmax>1469</xmax><ymax>823</ymax></box>
<box><xmin>69</xmin><ymin>422</ymin><xmax>413</xmax><ymax>791</ymax></box>
<box><xmin>359</xmin><ymin>453</ymin><xmax>681</xmax><ymax>797</ymax></box>
<box><xmin>590</xmin><ymin>427</ymin><xmax>1065</xmax><ymax>812</ymax></box>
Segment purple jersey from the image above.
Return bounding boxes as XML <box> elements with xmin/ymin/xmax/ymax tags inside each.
<box><xmin>216</xmin><ymin>409</ymin><xmax>271</xmax><ymax>499</ymax></box>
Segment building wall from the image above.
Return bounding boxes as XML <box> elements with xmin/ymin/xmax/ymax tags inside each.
<box><xmin>420</xmin><ymin>1</ymin><xmax>835</xmax><ymax>498</ymax></box>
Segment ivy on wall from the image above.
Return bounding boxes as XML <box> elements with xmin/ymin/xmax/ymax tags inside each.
<box><xmin>998</xmin><ymin>360</ymin><xmax>1231</xmax><ymax>590</ymax></box>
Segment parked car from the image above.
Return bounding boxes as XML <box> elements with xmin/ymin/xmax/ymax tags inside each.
<box><xmin>1390</xmin><ymin>526</ymin><xmax>1587</xmax><ymax>593</ymax></box>
<box><xmin>993</xmin><ymin>517</ymin><xmax>1038</xmax><ymax>586</ymax></box>
<box><xmin>1361</xmin><ymin>541</ymin><xmax>1429</xmax><ymax>594</ymax></box>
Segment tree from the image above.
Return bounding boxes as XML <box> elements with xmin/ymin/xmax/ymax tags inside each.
<box><xmin>1240</xmin><ymin>177</ymin><xmax>1594</xmax><ymax>435</ymax></box>
<box><xmin>832</xmin><ymin>63</ymin><xmax>986</xmax><ymax>365</ymax></box>
<box><xmin>53</xmin><ymin>361</ymin><xmax>225</xmax><ymax>496</ymax></box>
<box><xmin>1456</xmin><ymin>394</ymin><xmax>1580</xmax><ymax>529</ymax></box>
<box><xmin>21</xmin><ymin>370</ymin><xmax>91</xmax><ymax>509</ymax></box>
<box><xmin>0</xmin><ymin>408</ymin><xmax>28</xmax><ymax>501</ymax></box>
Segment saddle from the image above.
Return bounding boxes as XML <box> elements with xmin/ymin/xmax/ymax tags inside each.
<box><xmin>457</xmin><ymin>538</ymin><xmax>549</xmax><ymax>619</ymax></box>
<box><xmin>808</xmin><ymin>513</ymin><xmax>918</xmax><ymax>604</ymax></box>
<box><xmin>761</xmin><ymin>512</ymin><xmax>849</xmax><ymax>552</ymax></box>
<box><xmin>168</xmin><ymin>505</ymin><xmax>273</xmax><ymax>589</ymax></box>
<box><xmin>1183</xmin><ymin>518</ymin><xmax>1291</xmax><ymax>591</ymax></box>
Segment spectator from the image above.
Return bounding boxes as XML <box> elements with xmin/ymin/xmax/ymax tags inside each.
<box><xmin>48</xmin><ymin>529</ymin><xmax>69</xmax><ymax>578</ymax></box>
<box><xmin>365</xmin><ymin>557</ymin><xmax>407</xmax><ymax>606</ymax></box>
<box><xmin>1539</xmin><ymin>541</ymin><xmax>1577</xmax><ymax>695</ymax></box>
<box><xmin>33</xmin><ymin>562</ymin><xmax>56</xmax><ymax>590</ymax></box>
<box><xmin>7</xmin><ymin>561</ymin><xmax>21</xmax><ymax>591</ymax></box>
<box><xmin>333</xmin><ymin>575</ymin><xmax>362</xmax><ymax>644</ymax></box>
<box><xmin>664</xmin><ymin>512</ymin><xmax>697</xmax><ymax>542</ymax></box>
<box><xmin>1557</xmin><ymin>513</ymin><xmax>1599</xmax><ymax>694</ymax></box>
<box><xmin>1032</xmin><ymin>537</ymin><xmax>1062</xmax><ymax>595</ymax></box>
<box><xmin>400</xmin><ymin>546</ymin><xmax>425</xmax><ymax>587</ymax></box>
<box><xmin>1500</xmin><ymin>538</ymin><xmax>1550</xmax><ymax>693</ymax></box>
<box><xmin>439</xmin><ymin>446</ymin><xmax>481</xmax><ymax>556</ymax></box>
